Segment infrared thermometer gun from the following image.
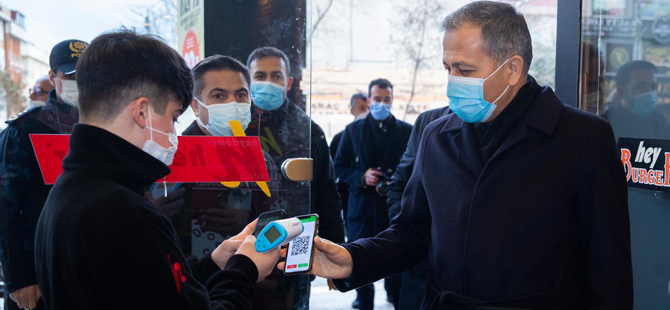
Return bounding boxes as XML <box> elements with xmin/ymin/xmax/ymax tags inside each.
<box><xmin>255</xmin><ymin>218</ymin><xmax>304</xmax><ymax>253</ymax></box>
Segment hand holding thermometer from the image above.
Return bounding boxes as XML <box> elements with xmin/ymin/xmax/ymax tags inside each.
<box><xmin>255</xmin><ymin>218</ymin><xmax>304</xmax><ymax>253</ymax></box>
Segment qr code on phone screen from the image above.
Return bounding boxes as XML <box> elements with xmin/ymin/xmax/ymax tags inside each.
<box><xmin>290</xmin><ymin>236</ymin><xmax>311</xmax><ymax>256</ymax></box>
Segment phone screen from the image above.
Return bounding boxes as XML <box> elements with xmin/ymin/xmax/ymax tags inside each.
<box><xmin>254</xmin><ymin>209</ymin><xmax>286</xmax><ymax>237</ymax></box>
<box><xmin>284</xmin><ymin>214</ymin><xmax>318</xmax><ymax>274</ymax></box>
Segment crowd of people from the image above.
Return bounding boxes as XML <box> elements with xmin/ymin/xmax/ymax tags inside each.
<box><xmin>0</xmin><ymin>0</ymin><xmax>653</xmax><ymax>309</ymax></box>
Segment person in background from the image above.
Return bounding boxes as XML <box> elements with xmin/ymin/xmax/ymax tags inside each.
<box><xmin>173</xmin><ymin>54</ymin><xmax>287</xmax><ymax>308</ymax></box>
<box><xmin>333</xmin><ymin>78</ymin><xmax>412</xmax><ymax>310</ymax></box>
<box><xmin>603</xmin><ymin>60</ymin><xmax>669</xmax><ymax>140</ymax></box>
<box><xmin>0</xmin><ymin>39</ymin><xmax>88</xmax><ymax>310</ymax></box>
<box><xmin>28</xmin><ymin>76</ymin><xmax>54</xmax><ymax>107</ymax></box>
<box><xmin>245</xmin><ymin>46</ymin><xmax>345</xmax><ymax>309</ymax></box>
<box><xmin>34</xmin><ymin>30</ymin><xmax>278</xmax><ymax>310</ymax></box>
<box><xmin>330</xmin><ymin>92</ymin><xmax>369</xmax><ymax>229</ymax></box>
<box><xmin>386</xmin><ymin>105</ymin><xmax>450</xmax><ymax>310</ymax></box>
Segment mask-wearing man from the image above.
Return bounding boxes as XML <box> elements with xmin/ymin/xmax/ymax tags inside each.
<box><xmin>28</xmin><ymin>76</ymin><xmax>54</xmax><ymax>107</ymax></box>
<box><xmin>165</xmin><ymin>54</ymin><xmax>279</xmax><ymax>272</ymax></box>
<box><xmin>332</xmin><ymin>79</ymin><xmax>412</xmax><ymax>310</ymax></box>
<box><xmin>603</xmin><ymin>60</ymin><xmax>669</xmax><ymax>140</ymax></box>
<box><xmin>0</xmin><ymin>39</ymin><xmax>87</xmax><ymax>310</ymax></box>
<box><xmin>329</xmin><ymin>92</ymin><xmax>369</xmax><ymax>236</ymax></box>
<box><xmin>246</xmin><ymin>46</ymin><xmax>345</xmax><ymax>309</ymax></box>
<box><xmin>34</xmin><ymin>30</ymin><xmax>279</xmax><ymax>310</ymax></box>
<box><xmin>302</xmin><ymin>2</ymin><xmax>633</xmax><ymax>309</ymax></box>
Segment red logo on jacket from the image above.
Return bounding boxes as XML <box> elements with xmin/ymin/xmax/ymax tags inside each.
<box><xmin>167</xmin><ymin>254</ymin><xmax>186</xmax><ymax>292</ymax></box>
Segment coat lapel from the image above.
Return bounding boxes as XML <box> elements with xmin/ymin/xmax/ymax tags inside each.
<box><xmin>443</xmin><ymin>115</ymin><xmax>485</xmax><ymax>177</ymax></box>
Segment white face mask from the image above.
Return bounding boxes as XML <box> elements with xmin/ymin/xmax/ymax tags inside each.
<box><xmin>142</xmin><ymin>105</ymin><xmax>178</xmax><ymax>166</ymax></box>
<box><xmin>354</xmin><ymin>111</ymin><xmax>368</xmax><ymax>121</ymax></box>
<box><xmin>56</xmin><ymin>78</ymin><xmax>79</xmax><ymax>107</ymax></box>
<box><xmin>28</xmin><ymin>100</ymin><xmax>46</xmax><ymax>108</ymax></box>
<box><xmin>195</xmin><ymin>98</ymin><xmax>251</xmax><ymax>136</ymax></box>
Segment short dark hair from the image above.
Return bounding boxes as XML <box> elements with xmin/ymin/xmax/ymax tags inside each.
<box><xmin>442</xmin><ymin>1</ymin><xmax>533</xmax><ymax>72</ymax></box>
<box><xmin>368</xmin><ymin>79</ymin><xmax>393</xmax><ymax>97</ymax></box>
<box><xmin>77</xmin><ymin>30</ymin><xmax>193</xmax><ymax>121</ymax></box>
<box><xmin>192</xmin><ymin>55</ymin><xmax>251</xmax><ymax>99</ymax></box>
<box><xmin>350</xmin><ymin>92</ymin><xmax>367</xmax><ymax>109</ymax></box>
<box><xmin>615</xmin><ymin>60</ymin><xmax>657</xmax><ymax>88</ymax></box>
<box><xmin>246</xmin><ymin>47</ymin><xmax>291</xmax><ymax>76</ymax></box>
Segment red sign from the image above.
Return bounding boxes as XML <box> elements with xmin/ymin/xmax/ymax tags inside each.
<box><xmin>182</xmin><ymin>29</ymin><xmax>201</xmax><ymax>68</ymax></box>
<box><xmin>286</xmin><ymin>264</ymin><xmax>297</xmax><ymax>269</ymax></box>
<box><xmin>30</xmin><ymin>134</ymin><xmax>270</xmax><ymax>184</ymax></box>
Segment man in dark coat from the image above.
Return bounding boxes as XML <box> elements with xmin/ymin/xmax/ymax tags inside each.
<box><xmin>334</xmin><ymin>79</ymin><xmax>412</xmax><ymax>310</ymax></box>
<box><xmin>0</xmin><ymin>39</ymin><xmax>87</xmax><ymax>310</ymax></box>
<box><xmin>290</xmin><ymin>2</ymin><xmax>633</xmax><ymax>309</ymax></box>
<box><xmin>246</xmin><ymin>46</ymin><xmax>345</xmax><ymax>309</ymax></box>
<box><xmin>386</xmin><ymin>106</ymin><xmax>450</xmax><ymax>310</ymax></box>
<box><xmin>330</xmin><ymin>92</ymin><xmax>369</xmax><ymax>228</ymax></box>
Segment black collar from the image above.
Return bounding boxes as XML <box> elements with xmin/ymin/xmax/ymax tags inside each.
<box><xmin>62</xmin><ymin>124</ymin><xmax>171</xmax><ymax>194</ymax></box>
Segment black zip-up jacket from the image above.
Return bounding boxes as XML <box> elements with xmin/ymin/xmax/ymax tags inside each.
<box><xmin>34</xmin><ymin>124</ymin><xmax>259</xmax><ymax>309</ymax></box>
<box><xmin>0</xmin><ymin>90</ymin><xmax>77</xmax><ymax>293</ymax></box>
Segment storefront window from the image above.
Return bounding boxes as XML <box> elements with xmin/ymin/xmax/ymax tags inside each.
<box><xmin>580</xmin><ymin>0</ymin><xmax>670</xmax><ymax>307</ymax></box>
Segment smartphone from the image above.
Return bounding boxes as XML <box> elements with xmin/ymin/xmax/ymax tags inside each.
<box><xmin>253</xmin><ymin>209</ymin><xmax>286</xmax><ymax>237</ymax></box>
<box><xmin>284</xmin><ymin>214</ymin><xmax>319</xmax><ymax>275</ymax></box>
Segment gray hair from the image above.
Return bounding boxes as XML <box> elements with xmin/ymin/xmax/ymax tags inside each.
<box><xmin>442</xmin><ymin>1</ymin><xmax>533</xmax><ymax>72</ymax></box>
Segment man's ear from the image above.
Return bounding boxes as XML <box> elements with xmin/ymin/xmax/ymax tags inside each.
<box><xmin>48</xmin><ymin>70</ymin><xmax>56</xmax><ymax>87</ymax></box>
<box><xmin>507</xmin><ymin>55</ymin><xmax>524</xmax><ymax>87</ymax></box>
<box><xmin>190</xmin><ymin>98</ymin><xmax>200</xmax><ymax>117</ymax></box>
<box><xmin>286</xmin><ymin>76</ymin><xmax>294</xmax><ymax>92</ymax></box>
<box><xmin>131</xmin><ymin>98</ymin><xmax>151</xmax><ymax>129</ymax></box>
<box><xmin>366</xmin><ymin>97</ymin><xmax>371</xmax><ymax>108</ymax></box>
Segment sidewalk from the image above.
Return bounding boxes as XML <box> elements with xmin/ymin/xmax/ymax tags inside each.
<box><xmin>310</xmin><ymin>277</ymin><xmax>394</xmax><ymax>310</ymax></box>
<box><xmin>0</xmin><ymin>279</ymin><xmax>395</xmax><ymax>310</ymax></box>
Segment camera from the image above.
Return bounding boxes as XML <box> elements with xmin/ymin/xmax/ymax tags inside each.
<box><xmin>376</xmin><ymin>169</ymin><xmax>394</xmax><ymax>195</ymax></box>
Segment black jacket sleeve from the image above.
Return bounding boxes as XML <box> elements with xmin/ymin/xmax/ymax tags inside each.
<box><xmin>387</xmin><ymin>121</ymin><xmax>423</xmax><ymax>220</ymax></box>
<box><xmin>576</xmin><ymin>120</ymin><xmax>633</xmax><ymax>309</ymax></box>
<box><xmin>333</xmin><ymin>124</ymin><xmax>436</xmax><ymax>291</ymax></box>
<box><xmin>95</xmin><ymin>213</ymin><xmax>257</xmax><ymax>310</ymax></box>
<box><xmin>0</xmin><ymin>125</ymin><xmax>38</xmax><ymax>292</ymax></box>
<box><xmin>188</xmin><ymin>254</ymin><xmax>224</xmax><ymax>285</ymax></box>
<box><xmin>312</xmin><ymin>123</ymin><xmax>345</xmax><ymax>243</ymax></box>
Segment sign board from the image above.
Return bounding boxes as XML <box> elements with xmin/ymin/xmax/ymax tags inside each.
<box><xmin>30</xmin><ymin>135</ymin><xmax>270</xmax><ymax>184</ymax></box>
<box><xmin>178</xmin><ymin>0</ymin><xmax>204</xmax><ymax>68</ymax></box>
<box><xmin>620</xmin><ymin>138</ymin><xmax>670</xmax><ymax>192</ymax></box>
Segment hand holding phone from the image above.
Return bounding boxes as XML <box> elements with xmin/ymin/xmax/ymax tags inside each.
<box><xmin>284</xmin><ymin>214</ymin><xmax>319</xmax><ymax>275</ymax></box>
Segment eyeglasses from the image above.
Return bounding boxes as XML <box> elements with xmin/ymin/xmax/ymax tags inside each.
<box><xmin>29</xmin><ymin>87</ymin><xmax>46</xmax><ymax>97</ymax></box>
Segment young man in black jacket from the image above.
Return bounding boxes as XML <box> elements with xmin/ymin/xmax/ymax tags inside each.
<box><xmin>34</xmin><ymin>30</ymin><xmax>279</xmax><ymax>310</ymax></box>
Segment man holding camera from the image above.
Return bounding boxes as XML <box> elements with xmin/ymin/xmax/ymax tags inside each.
<box><xmin>333</xmin><ymin>78</ymin><xmax>412</xmax><ymax>310</ymax></box>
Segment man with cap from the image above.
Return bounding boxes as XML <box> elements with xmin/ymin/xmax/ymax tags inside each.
<box><xmin>0</xmin><ymin>39</ymin><xmax>88</xmax><ymax>310</ymax></box>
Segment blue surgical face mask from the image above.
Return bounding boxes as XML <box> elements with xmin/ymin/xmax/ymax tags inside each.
<box><xmin>195</xmin><ymin>98</ymin><xmax>251</xmax><ymax>136</ymax></box>
<box><xmin>251</xmin><ymin>81</ymin><xmax>285</xmax><ymax>111</ymax></box>
<box><xmin>370</xmin><ymin>101</ymin><xmax>391</xmax><ymax>120</ymax></box>
<box><xmin>630</xmin><ymin>91</ymin><xmax>658</xmax><ymax>117</ymax></box>
<box><xmin>446</xmin><ymin>58</ymin><xmax>511</xmax><ymax>123</ymax></box>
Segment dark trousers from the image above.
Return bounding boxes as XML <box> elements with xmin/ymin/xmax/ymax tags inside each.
<box><xmin>4</xmin><ymin>288</ymin><xmax>46</xmax><ymax>310</ymax></box>
<box><xmin>398</xmin><ymin>261</ymin><xmax>428</xmax><ymax>309</ymax></box>
<box><xmin>384</xmin><ymin>275</ymin><xmax>402</xmax><ymax>309</ymax></box>
<box><xmin>356</xmin><ymin>284</ymin><xmax>375</xmax><ymax>310</ymax></box>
